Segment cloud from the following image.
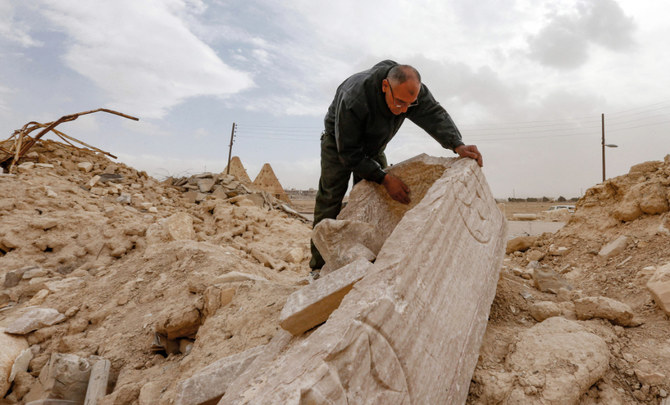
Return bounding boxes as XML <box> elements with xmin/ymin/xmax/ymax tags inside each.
<box><xmin>0</xmin><ymin>1</ymin><xmax>42</xmax><ymax>47</ymax></box>
<box><xmin>527</xmin><ymin>0</ymin><xmax>636</xmax><ymax>69</ymax></box>
<box><xmin>37</xmin><ymin>0</ymin><xmax>254</xmax><ymax>119</ymax></box>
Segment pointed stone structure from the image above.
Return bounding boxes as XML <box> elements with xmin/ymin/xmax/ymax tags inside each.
<box><xmin>252</xmin><ymin>163</ymin><xmax>290</xmax><ymax>203</ymax></box>
<box><xmin>223</xmin><ymin>156</ymin><xmax>252</xmax><ymax>184</ymax></box>
<box><xmin>219</xmin><ymin>155</ymin><xmax>507</xmax><ymax>404</ymax></box>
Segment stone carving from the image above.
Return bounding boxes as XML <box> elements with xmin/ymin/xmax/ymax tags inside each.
<box><xmin>219</xmin><ymin>157</ymin><xmax>506</xmax><ymax>404</ymax></box>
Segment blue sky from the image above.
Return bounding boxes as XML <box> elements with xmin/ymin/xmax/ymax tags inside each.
<box><xmin>2</xmin><ymin>0</ymin><xmax>669</xmax><ymax>198</ymax></box>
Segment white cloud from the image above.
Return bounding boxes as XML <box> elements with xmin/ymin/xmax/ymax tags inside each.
<box><xmin>38</xmin><ymin>0</ymin><xmax>254</xmax><ymax>119</ymax></box>
<box><xmin>0</xmin><ymin>1</ymin><xmax>42</xmax><ymax>47</ymax></box>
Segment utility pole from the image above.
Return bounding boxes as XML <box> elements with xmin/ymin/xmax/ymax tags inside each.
<box><xmin>601</xmin><ymin>113</ymin><xmax>605</xmax><ymax>182</ymax></box>
<box><xmin>226</xmin><ymin>122</ymin><xmax>236</xmax><ymax>175</ymax></box>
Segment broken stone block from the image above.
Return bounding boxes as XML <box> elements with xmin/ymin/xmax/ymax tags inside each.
<box><xmin>503</xmin><ymin>317</ymin><xmax>609</xmax><ymax>404</ymax></box>
<box><xmin>221</xmin><ymin>157</ymin><xmax>507</xmax><ymax>404</ymax></box>
<box><xmin>77</xmin><ymin>162</ymin><xmax>93</xmax><ymax>172</ymax></box>
<box><xmin>5</xmin><ymin>307</ymin><xmax>66</xmax><ymax>334</ymax></box>
<box><xmin>283</xmin><ymin>247</ymin><xmax>304</xmax><ymax>264</ymax></box>
<box><xmin>4</xmin><ymin>267</ymin><xmax>29</xmax><ymax>287</ymax></box>
<box><xmin>634</xmin><ymin>359</ymin><xmax>667</xmax><ymax>386</ymax></box>
<box><xmin>250</xmin><ymin>248</ymin><xmax>277</xmax><ymax>269</ymax></box>
<box><xmin>599</xmin><ymin>235</ymin><xmax>629</xmax><ymax>258</ymax></box>
<box><xmin>279</xmin><ymin>258</ymin><xmax>373</xmax><ymax>336</ymax></box>
<box><xmin>0</xmin><ymin>328</ymin><xmax>29</xmax><ymax>397</ymax></box>
<box><xmin>525</xmin><ymin>249</ymin><xmax>545</xmax><ymax>262</ymax></box>
<box><xmin>532</xmin><ymin>267</ymin><xmax>572</xmax><ymax>294</ymax></box>
<box><xmin>84</xmin><ymin>357</ymin><xmax>110</xmax><ymax>404</ymax></box>
<box><xmin>574</xmin><ymin>296</ymin><xmax>637</xmax><ymax>326</ymax></box>
<box><xmin>155</xmin><ymin>306</ymin><xmax>201</xmax><ymax>340</ymax></box>
<box><xmin>24</xmin><ymin>353</ymin><xmax>92</xmax><ymax>403</ymax></box>
<box><xmin>175</xmin><ymin>345</ymin><xmax>265</xmax><ymax>405</ymax></box>
<box><xmin>197</xmin><ymin>178</ymin><xmax>216</xmax><ymax>193</ymax></box>
<box><xmin>165</xmin><ymin>212</ymin><xmax>196</xmax><ymax>241</ymax></box>
<box><xmin>647</xmin><ymin>263</ymin><xmax>670</xmax><ymax>315</ymax></box>
<box><xmin>505</xmin><ymin>235</ymin><xmax>536</xmax><ymax>254</ymax></box>
<box><xmin>528</xmin><ymin>301</ymin><xmax>575</xmax><ymax>322</ymax></box>
<box><xmin>312</xmin><ymin>219</ymin><xmax>384</xmax><ymax>270</ymax></box>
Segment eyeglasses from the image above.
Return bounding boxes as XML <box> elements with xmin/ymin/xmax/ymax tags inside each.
<box><xmin>387</xmin><ymin>80</ymin><xmax>419</xmax><ymax>108</ymax></box>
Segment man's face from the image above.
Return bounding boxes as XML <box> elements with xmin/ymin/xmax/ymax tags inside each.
<box><xmin>382</xmin><ymin>78</ymin><xmax>420</xmax><ymax>115</ymax></box>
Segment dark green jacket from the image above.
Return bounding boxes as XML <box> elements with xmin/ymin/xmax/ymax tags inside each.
<box><xmin>324</xmin><ymin>60</ymin><xmax>464</xmax><ymax>184</ymax></box>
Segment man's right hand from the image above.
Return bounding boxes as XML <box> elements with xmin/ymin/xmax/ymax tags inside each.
<box><xmin>382</xmin><ymin>173</ymin><xmax>410</xmax><ymax>204</ymax></box>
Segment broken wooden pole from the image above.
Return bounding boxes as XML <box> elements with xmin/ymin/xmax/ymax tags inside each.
<box><xmin>219</xmin><ymin>156</ymin><xmax>507</xmax><ymax>404</ymax></box>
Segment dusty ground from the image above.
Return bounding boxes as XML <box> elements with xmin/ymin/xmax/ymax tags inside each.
<box><xmin>1</xmin><ymin>140</ymin><xmax>669</xmax><ymax>404</ymax></box>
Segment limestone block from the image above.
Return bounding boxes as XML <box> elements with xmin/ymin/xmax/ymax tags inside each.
<box><xmin>504</xmin><ymin>317</ymin><xmax>609</xmax><ymax>404</ymax></box>
<box><xmin>197</xmin><ymin>178</ymin><xmax>216</xmax><ymax>193</ymax></box>
<box><xmin>5</xmin><ymin>307</ymin><xmax>66</xmax><ymax>334</ymax></box>
<box><xmin>312</xmin><ymin>219</ymin><xmax>384</xmax><ymax>269</ymax></box>
<box><xmin>598</xmin><ymin>235</ymin><xmax>629</xmax><ymax>258</ymax></box>
<box><xmin>220</xmin><ymin>158</ymin><xmax>507</xmax><ymax>404</ymax></box>
<box><xmin>528</xmin><ymin>301</ymin><xmax>575</xmax><ymax>322</ymax></box>
<box><xmin>24</xmin><ymin>353</ymin><xmax>92</xmax><ymax>402</ymax></box>
<box><xmin>77</xmin><ymin>162</ymin><xmax>93</xmax><ymax>172</ymax></box>
<box><xmin>337</xmin><ymin>153</ymin><xmax>455</xmax><ymax>241</ymax></box>
<box><xmin>279</xmin><ymin>258</ymin><xmax>373</xmax><ymax>336</ymax></box>
<box><xmin>84</xmin><ymin>358</ymin><xmax>110</xmax><ymax>404</ymax></box>
<box><xmin>155</xmin><ymin>306</ymin><xmax>201</xmax><ymax>339</ymax></box>
<box><xmin>166</xmin><ymin>212</ymin><xmax>196</xmax><ymax>240</ymax></box>
<box><xmin>574</xmin><ymin>296</ymin><xmax>636</xmax><ymax>326</ymax></box>
<box><xmin>639</xmin><ymin>183</ymin><xmax>669</xmax><ymax>215</ymax></box>
<box><xmin>647</xmin><ymin>263</ymin><xmax>670</xmax><ymax>315</ymax></box>
<box><xmin>175</xmin><ymin>345</ymin><xmax>265</xmax><ymax>405</ymax></box>
<box><xmin>506</xmin><ymin>235</ymin><xmax>536</xmax><ymax>254</ymax></box>
<box><xmin>0</xmin><ymin>328</ymin><xmax>29</xmax><ymax>397</ymax></box>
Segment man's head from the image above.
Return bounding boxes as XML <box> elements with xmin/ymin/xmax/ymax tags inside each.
<box><xmin>382</xmin><ymin>65</ymin><xmax>421</xmax><ymax>115</ymax></box>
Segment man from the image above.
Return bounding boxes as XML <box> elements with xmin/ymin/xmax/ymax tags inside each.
<box><xmin>310</xmin><ymin>60</ymin><xmax>483</xmax><ymax>271</ymax></box>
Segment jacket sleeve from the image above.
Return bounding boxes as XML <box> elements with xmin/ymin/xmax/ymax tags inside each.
<box><xmin>408</xmin><ymin>84</ymin><xmax>464</xmax><ymax>152</ymax></box>
<box><xmin>334</xmin><ymin>99</ymin><xmax>387</xmax><ymax>184</ymax></box>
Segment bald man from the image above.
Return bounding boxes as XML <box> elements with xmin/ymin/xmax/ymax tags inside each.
<box><xmin>310</xmin><ymin>60</ymin><xmax>482</xmax><ymax>273</ymax></box>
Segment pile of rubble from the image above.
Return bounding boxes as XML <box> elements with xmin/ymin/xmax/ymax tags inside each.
<box><xmin>0</xmin><ymin>139</ymin><xmax>312</xmax><ymax>403</ymax></box>
<box><xmin>470</xmin><ymin>155</ymin><xmax>670</xmax><ymax>404</ymax></box>
<box><xmin>2</xmin><ymin>136</ymin><xmax>670</xmax><ymax>404</ymax></box>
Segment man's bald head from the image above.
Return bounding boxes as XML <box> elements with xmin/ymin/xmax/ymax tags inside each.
<box><xmin>387</xmin><ymin>65</ymin><xmax>421</xmax><ymax>86</ymax></box>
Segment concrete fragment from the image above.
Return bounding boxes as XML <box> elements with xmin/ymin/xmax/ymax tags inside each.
<box><xmin>599</xmin><ymin>235</ymin><xmax>629</xmax><ymax>258</ymax></box>
<box><xmin>221</xmin><ymin>157</ymin><xmax>506</xmax><ymax>404</ymax></box>
<box><xmin>175</xmin><ymin>345</ymin><xmax>265</xmax><ymax>405</ymax></box>
<box><xmin>574</xmin><ymin>296</ymin><xmax>637</xmax><ymax>326</ymax></box>
<box><xmin>0</xmin><ymin>328</ymin><xmax>29</xmax><ymax>397</ymax></box>
<box><xmin>279</xmin><ymin>258</ymin><xmax>373</xmax><ymax>336</ymax></box>
<box><xmin>5</xmin><ymin>307</ymin><xmax>66</xmax><ymax>334</ymax></box>
<box><xmin>504</xmin><ymin>317</ymin><xmax>609</xmax><ymax>404</ymax></box>
<box><xmin>533</xmin><ymin>267</ymin><xmax>572</xmax><ymax>294</ymax></box>
<box><xmin>505</xmin><ymin>235</ymin><xmax>536</xmax><ymax>254</ymax></box>
<box><xmin>647</xmin><ymin>263</ymin><xmax>670</xmax><ymax>315</ymax></box>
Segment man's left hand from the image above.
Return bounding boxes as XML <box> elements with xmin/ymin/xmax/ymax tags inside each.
<box><xmin>455</xmin><ymin>145</ymin><xmax>483</xmax><ymax>167</ymax></box>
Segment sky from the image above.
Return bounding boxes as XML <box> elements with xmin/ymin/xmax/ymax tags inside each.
<box><xmin>1</xmin><ymin>0</ymin><xmax>669</xmax><ymax>199</ymax></box>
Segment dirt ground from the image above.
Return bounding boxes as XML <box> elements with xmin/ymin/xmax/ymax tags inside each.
<box><xmin>1</xmin><ymin>140</ymin><xmax>669</xmax><ymax>404</ymax></box>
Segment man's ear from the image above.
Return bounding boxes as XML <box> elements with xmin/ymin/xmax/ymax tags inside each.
<box><xmin>382</xmin><ymin>79</ymin><xmax>388</xmax><ymax>93</ymax></box>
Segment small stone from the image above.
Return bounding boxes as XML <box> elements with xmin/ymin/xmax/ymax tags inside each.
<box><xmin>599</xmin><ymin>235</ymin><xmax>629</xmax><ymax>258</ymax></box>
<box><xmin>574</xmin><ymin>296</ymin><xmax>636</xmax><ymax>326</ymax></box>
<box><xmin>45</xmin><ymin>187</ymin><xmax>58</xmax><ymax>198</ymax></box>
<box><xmin>77</xmin><ymin>162</ymin><xmax>93</xmax><ymax>172</ymax></box>
<box><xmin>533</xmin><ymin>267</ymin><xmax>572</xmax><ymax>294</ymax></box>
<box><xmin>89</xmin><ymin>175</ymin><xmax>101</xmax><ymax>187</ymax></box>
<box><xmin>647</xmin><ymin>263</ymin><xmax>670</xmax><ymax>315</ymax></box>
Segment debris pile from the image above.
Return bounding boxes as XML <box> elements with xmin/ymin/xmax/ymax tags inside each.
<box><xmin>470</xmin><ymin>154</ymin><xmax>670</xmax><ymax>404</ymax></box>
<box><xmin>0</xmin><ymin>139</ymin><xmax>311</xmax><ymax>403</ymax></box>
<box><xmin>2</xmin><ymin>137</ymin><xmax>670</xmax><ymax>404</ymax></box>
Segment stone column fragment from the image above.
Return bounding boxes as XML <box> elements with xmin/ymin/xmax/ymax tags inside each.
<box><xmin>220</xmin><ymin>157</ymin><xmax>507</xmax><ymax>404</ymax></box>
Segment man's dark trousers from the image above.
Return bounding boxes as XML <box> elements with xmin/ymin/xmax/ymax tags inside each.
<box><xmin>309</xmin><ymin>133</ymin><xmax>387</xmax><ymax>269</ymax></box>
